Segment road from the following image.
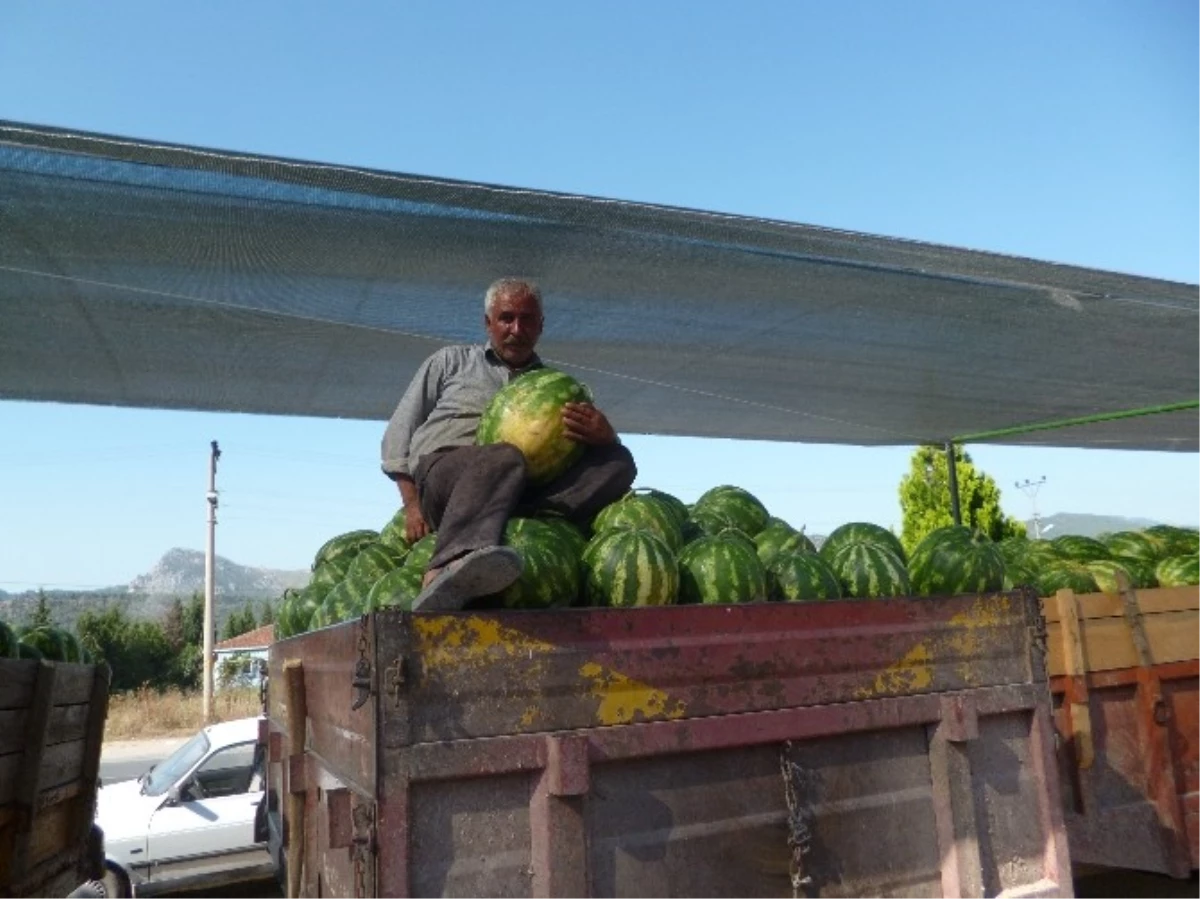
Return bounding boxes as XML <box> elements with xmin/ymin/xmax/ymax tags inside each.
<box><xmin>99</xmin><ymin>736</ymin><xmax>188</xmax><ymax>785</ymax></box>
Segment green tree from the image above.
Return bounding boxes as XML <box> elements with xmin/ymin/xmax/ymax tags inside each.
<box><xmin>259</xmin><ymin>600</ymin><xmax>275</xmax><ymax>626</ymax></box>
<box><xmin>29</xmin><ymin>589</ymin><xmax>56</xmax><ymax>630</ymax></box>
<box><xmin>899</xmin><ymin>445</ymin><xmax>1026</xmax><ymax>555</ymax></box>
<box><xmin>181</xmin><ymin>592</ymin><xmax>205</xmax><ymax>646</ymax></box>
<box><xmin>162</xmin><ymin>597</ymin><xmax>185</xmax><ymax>651</ymax></box>
<box><xmin>77</xmin><ymin>606</ymin><xmax>176</xmax><ymax>691</ymax></box>
<box><xmin>221</xmin><ymin>602</ymin><xmax>257</xmax><ymax>641</ymax></box>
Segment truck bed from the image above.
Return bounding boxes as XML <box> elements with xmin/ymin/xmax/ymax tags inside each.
<box><xmin>265</xmin><ymin>589</ymin><xmax>1072</xmax><ymax>897</ymax></box>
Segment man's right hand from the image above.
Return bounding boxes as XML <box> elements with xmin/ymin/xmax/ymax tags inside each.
<box><xmin>404</xmin><ymin>504</ymin><xmax>431</xmax><ymax>544</ymax></box>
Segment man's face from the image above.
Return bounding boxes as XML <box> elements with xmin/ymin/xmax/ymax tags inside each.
<box><xmin>485</xmin><ymin>288</ymin><xmax>544</xmax><ymax>368</ymax></box>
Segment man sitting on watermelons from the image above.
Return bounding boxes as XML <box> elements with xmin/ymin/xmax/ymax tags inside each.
<box><xmin>381</xmin><ymin>278</ymin><xmax>636</xmax><ymax>611</ymax></box>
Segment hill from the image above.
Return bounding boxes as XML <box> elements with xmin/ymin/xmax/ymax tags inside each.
<box><xmin>0</xmin><ymin>548</ymin><xmax>310</xmax><ymax>630</ymax></box>
<box><xmin>1026</xmin><ymin>513</ymin><xmax>1169</xmax><ymax>539</ymax></box>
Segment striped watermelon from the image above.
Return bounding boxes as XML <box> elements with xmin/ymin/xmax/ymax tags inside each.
<box><xmin>581</xmin><ymin>529</ymin><xmax>678</xmax><ymax>608</ymax></box>
<box><xmin>685</xmin><ymin>505</ymin><xmax>743</xmax><ymax>541</ymax></box>
<box><xmin>770</xmin><ymin>552</ymin><xmax>842</xmax><ymax>602</ymax></box>
<box><xmin>1083</xmin><ymin>559</ymin><xmax>1140</xmax><ymax>593</ymax></box>
<box><xmin>274</xmin><ymin>588</ymin><xmax>301</xmax><ymax>639</ymax></box>
<box><xmin>477</xmin><ymin>368</ymin><xmax>593</xmax><ymax>484</ymax></box>
<box><xmin>692</xmin><ymin>485</ymin><xmax>770</xmax><ymax>537</ymax></box>
<box><xmin>18</xmin><ymin>626</ymin><xmax>84</xmax><ymax>663</ymax></box>
<box><xmin>677</xmin><ymin>534</ymin><xmax>768</xmax><ymax>605</ymax></box>
<box><xmin>312</xmin><ymin>529</ymin><xmax>378</xmax><ymax>571</ymax></box>
<box><xmin>908</xmin><ymin>526</ymin><xmax>1005</xmax><ymax>597</ymax></box>
<box><xmin>637</xmin><ymin>488</ymin><xmax>690</xmax><ymax>530</ymax></box>
<box><xmin>755</xmin><ymin>521</ymin><xmax>816</xmax><ymax>569</ymax></box>
<box><xmin>1155</xmin><ymin>554</ymin><xmax>1199</xmax><ymax>587</ymax></box>
<box><xmin>310</xmin><ymin>555</ymin><xmax>354</xmax><ymax>595</ymax></box>
<box><xmin>820</xmin><ymin>522</ymin><xmax>908</xmax><ymax>566</ymax></box>
<box><xmin>534</xmin><ymin>515</ymin><xmax>589</xmax><ymax>560</ymax></box>
<box><xmin>1002</xmin><ymin>556</ymin><xmax>1040</xmax><ymax>591</ymax></box>
<box><xmin>345</xmin><ymin>542</ymin><xmax>407</xmax><ymax>584</ymax></box>
<box><xmin>1099</xmin><ymin>530</ymin><xmax>1162</xmax><ymax>564</ymax></box>
<box><xmin>998</xmin><ymin>537</ymin><xmax>1061</xmax><ymax>568</ymax></box>
<box><xmin>367</xmin><ymin>566</ymin><xmax>425</xmax><ymax>611</ymax></box>
<box><xmin>377</xmin><ymin>509</ymin><xmax>412</xmax><ymax>555</ymax></box>
<box><xmin>0</xmin><ymin>620</ymin><xmax>18</xmax><ymax>658</ymax></box>
<box><xmin>1145</xmin><ymin>525</ymin><xmax>1200</xmax><ymax>558</ymax></box>
<box><xmin>1050</xmin><ymin>534</ymin><xmax>1111</xmax><ymax>563</ymax></box>
<box><xmin>592</xmin><ymin>492</ymin><xmax>685</xmax><ymax>553</ymax></box>
<box><xmin>498</xmin><ymin>517</ymin><xmax>581</xmax><ymax>609</ymax></box>
<box><xmin>403</xmin><ymin>533</ymin><xmax>438</xmax><ymax>573</ymax></box>
<box><xmin>825</xmin><ymin>542</ymin><xmax>911</xmax><ymax>599</ymax></box>
<box><xmin>1037</xmin><ymin>562</ymin><xmax>1099</xmax><ymax>596</ymax></box>
<box><xmin>311</xmin><ymin>575</ymin><xmax>372</xmax><ymax>629</ymax></box>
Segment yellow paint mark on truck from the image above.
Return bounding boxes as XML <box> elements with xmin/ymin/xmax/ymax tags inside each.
<box><xmin>578</xmin><ymin>661</ymin><xmax>686</xmax><ymax>725</ymax></box>
<box><xmin>863</xmin><ymin>641</ymin><xmax>935</xmax><ymax>698</ymax></box>
<box><xmin>413</xmin><ymin>615</ymin><xmax>557</xmax><ymax>673</ymax></box>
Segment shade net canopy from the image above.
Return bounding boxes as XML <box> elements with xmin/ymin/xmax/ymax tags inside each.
<box><xmin>1</xmin><ymin>121</ymin><xmax>1196</xmax><ymax>451</ymax></box>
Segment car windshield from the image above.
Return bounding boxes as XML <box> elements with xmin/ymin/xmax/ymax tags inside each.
<box><xmin>142</xmin><ymin>729</ymin><xmax>210</xmax><ymax>796</ymax></box>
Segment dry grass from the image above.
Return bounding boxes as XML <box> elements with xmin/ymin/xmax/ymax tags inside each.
<box><xmin>104</xmin><ymin>686</ymin><xmax>263</xmax><ymax>741</ymax></box>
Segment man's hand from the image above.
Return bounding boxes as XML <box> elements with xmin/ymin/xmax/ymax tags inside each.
<box><xmin>404</xmin><ymin>504</ymin><xmax>431</xmax><ymax>544</ymax></box>
<box><xmin>562</xmin><ymin>402</ymin><xmax>617</xmax><ymax>446</ymax></box>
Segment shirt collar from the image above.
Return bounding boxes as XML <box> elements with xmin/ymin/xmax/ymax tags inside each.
<box><xmin>484</xmin><ymin>343</ymin><xmax>543</xmax><ymax>375</ymax></box>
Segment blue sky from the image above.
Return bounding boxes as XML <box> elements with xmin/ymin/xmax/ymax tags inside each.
<box><xmin>1</xmin><ymin>1</ymin><xmax>1197</xmax><ymax>590</ymax></box>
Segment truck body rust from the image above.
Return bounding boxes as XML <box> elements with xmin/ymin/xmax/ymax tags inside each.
<box><xmin>265</xmin><ymin>589</ymin><xmax>1073</xmax><ymax>897</ymax></box>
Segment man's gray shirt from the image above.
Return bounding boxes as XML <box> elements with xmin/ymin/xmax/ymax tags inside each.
<box><xmin>380</xmin><ymin>344</ymin><xmax>542</xmax><ymax>478</ymax></box>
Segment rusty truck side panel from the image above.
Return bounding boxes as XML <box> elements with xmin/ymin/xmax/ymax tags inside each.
<box><xmin>266</xmin><ymin>590</ymin><xmax>1072</xmax><ymax>898</ymax></box>
<box><xmin>0</xmin><ymin>658</ymin><xmax>109</xmax><ymax>898</ymax></box>
<box><xmin>1045</xmin><ymin>584</ymin><xmax>1199</xmax><ymax>878</ymax></box>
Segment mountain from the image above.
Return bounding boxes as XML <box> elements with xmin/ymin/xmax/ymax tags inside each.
<box><xmin>1025</xmin><ymin>513</ymin><xmax>1170</xmax><ymax>539</ymax></box>
<box><xmin>0</xmin><ymin>549</ymin><xmax>310</xmax><ymax>630</ymax></box>
<box><xmin>128</xmin><ymin>548</ymin><xmax>309</xmax><ymax>597</ymax></box>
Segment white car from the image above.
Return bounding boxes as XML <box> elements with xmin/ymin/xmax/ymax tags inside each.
<box><xmin>96</xmin><ymin>717</ymin><xmax>274</xmax><ymax>897</ymax></box>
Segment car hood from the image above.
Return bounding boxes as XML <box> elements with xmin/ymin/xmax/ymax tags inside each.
<box><xmin>96</xmin><ymin>778</ymin><xmax>163</xmax><ymax>844</ymax></box>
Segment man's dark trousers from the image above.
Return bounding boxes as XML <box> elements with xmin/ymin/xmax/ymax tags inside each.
<box><xmin>413</xmin><ymin>442</ymin><xmax>637</xmax><ymax>573</ymax></box>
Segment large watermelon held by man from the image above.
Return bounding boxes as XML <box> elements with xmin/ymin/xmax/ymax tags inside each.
<box><xmin>477</xmin><ymin>368</ymin><xmax>594</xmax><ymax>484</ymax></box>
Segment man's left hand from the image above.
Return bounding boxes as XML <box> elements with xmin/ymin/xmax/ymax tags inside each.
<box><xmin>562</xmin><ymin>402</ymin><xmax>617</xmax><ymax>446</ymax></box>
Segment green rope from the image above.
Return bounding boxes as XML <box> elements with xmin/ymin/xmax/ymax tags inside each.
<box><xmin>952</xmin><ymin>399</ymin><xmax>1198</xmax><ymax>444</ymax></box>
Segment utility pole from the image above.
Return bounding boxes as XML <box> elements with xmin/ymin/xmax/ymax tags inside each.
<box><xmin>203</xmin><ymin>440</ymin><xmax>221</xmax><ymax>722</ymax></box>
<box><xmin>1015</xmin><ymin>476</ymin><xmax>1047</xmax><ymax>539</ymax></box>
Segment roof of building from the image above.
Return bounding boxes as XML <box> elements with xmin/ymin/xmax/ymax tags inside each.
<box><xmin>214</xmin><ymin>623</ymin><xmax>275</xmax><ymax>652</ymax></box>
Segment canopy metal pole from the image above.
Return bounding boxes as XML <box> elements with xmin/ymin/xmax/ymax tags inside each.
<box><xmin>944</xmin><ymin>441</ymin><xmax>962</xmax><ymax>527</ymax></box>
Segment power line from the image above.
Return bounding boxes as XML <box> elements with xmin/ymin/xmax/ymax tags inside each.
<box><xmin>1015</xmin><ymin>477</ymin><xmax>1048</xmax><ymax>539</ymax></box>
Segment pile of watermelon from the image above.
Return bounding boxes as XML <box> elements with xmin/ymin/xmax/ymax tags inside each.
<box><xmin>0</xmin><ymin>620</ymin><xmax>93</xmax><ymax>663</ymax></box>
<box><xmin>273</xmin><ymin>369</ymin><xmax>1198</xmax><ymax>636</ymax></box>
<box><xmin>276</xmin><ymin>483</ymin><xmax>1200</xmax><ymax>639</ymax></box>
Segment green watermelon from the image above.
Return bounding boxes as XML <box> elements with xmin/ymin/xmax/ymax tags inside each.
<box><xmin>1099</xmin><ymin>531</ymin><xmax>1162</xmax><ymax>564</ymax></box>
<box><xmin>498</xmin><ymin>517</ymin><xmax>582</xmax><ymax>609</ymax></box>
<box><xmin>18</xmin><ymin>626</ymin><xmax>83</xmax><ymax>663</ymax></box>
<box><xmin>592</xmin><ymin>492</ymin><xmax>685</xmax><ymax>553</ymax></box>
<box><xmin>0</xmin><ymin>620</ymin><xmax>19</xmax><ymax>658</ymax></box>
<box><xmin>685</xmin><ymin>505</ymin><xmax>742</xmax><ymax>540</ymax></box>
<box><xmin>345</xmin><ymin>542</ymin><xmax>406</xmax><ymax>584</ymax></box>
<box><xmin>755</xmin><ymin>521</ymin><xmax>816</xmax><ymax>569</ymax></box>
<box><xmin>403</xmin><ymin>533</ymin><xmax>438</xmax><ymax>572</ymax></box>
<box><xmin>691</xmin><ymin>485</ymin><xmax>770</xmax><ymax>538</ymax></box>
<box><xmin>367</xmin><ymin>566</ymin><xmax>425</xmax><ymax>611</ymax></box>
<box><xmin>1083</xmin><ymin>559</ymin><xmax>1140</xmax><ymax>594</ymax></box>
<box><xmin>1144</xmin><ymin>525</ymin><xmax>1200</xmax><ymax>557</ymax></box>
<box><xmin>477</xmin><ymin>368</ymin><xmax>593</xmax><ymax>484</ymax></box>
<box><xmin>18</xmin><ymin>641</ymin><xmax>43</xmax><ymax>660</ymax></box>
<box><xmin>677</xmin><ymin>534</ymin><xmax>768</xmax><ymax>605</ymax></box>
<box><xmin>534</xmin><ymin>515</ymin><xmax>589</xmax><ymax>561</ymax></box>
<box><xmin>274</xmin><ymin>589</ymin><xmax>299</xmax><ymax>639</ymax></box>
<box><xmin>310</xmin><ymin>557</ymin><xmax>353</xmax><ymax>596</ymax></box>
<box><xmin>1050</xmin><ymin>534</ymin><xmax>1111</xmax><ymax>563</ymax></box>
<box><xmin>377</xmin><ymin>509</ymin><xmax>413</xmax><ymax>556</ymax></box>
<box><xmin>820</xmin><ymin>522</ymin><xmax>908</xmax><ymax>566</ymax></box>
<box><xmin>581</xmin><ymin>529</ymin><xmax>678</xmax><ymax>608</ymax></box>
<box><xmin>288</xmin><ymin>584</ymin><xmax>325</xmax><ymax>635</ymax></box>
<box><xmin>636</xmin><ymin>488</ymin><xmax>690</xmax><ymax>530</ymax></box>
<box><xmin>1037</xmin><ymin>562</ymin><xmax>1099</xmax><ymax>597</ymax></box>
<box><xmin>1003</xmin><ymin>556</ymin><xmax>1041</xmax><ymax>590</ymax></box>
<box><xmin>770</xmin><ymin>552</ymin><xmax>842</xmax><ymax>602</ymax></box>
<box><xmin>908</xmin><ymin>526</ymin><xmax>1005</xmax><ymax>597</ymax></box>
<box><xmin>312</xmin><ymin>529</ymin><xmax>379</xmax><ymax>571</ymax></box>
<box><xmin>825</xmin><ymin>542</ymin><xmax>911</xmax><ymax>599</ymax></box>
<box><xmin>311</xmin><ymin>575</ymin><xmax>372</xmax><ymax>629</ymax></box>
<box><xmin>1155</xmin><ymin>554</ymin><xmax>1199</xmax><ymax>587</ymax></box>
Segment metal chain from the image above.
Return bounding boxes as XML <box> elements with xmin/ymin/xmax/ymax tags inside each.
<box><xmin>779</xmin><ymin>742</ymin><xmax>815</xmax><ymax>898</ymax></box>
<box><xmin>351</xmin><ymin>614</ymin><xmax>372</xmax><ymax>711</ymax></box>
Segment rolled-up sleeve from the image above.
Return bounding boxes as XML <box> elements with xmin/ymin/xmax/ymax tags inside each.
<box><xmin>380</xmin><ymin>354</ymin><xmax>442</xmax><ymax>479</ymax></box>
